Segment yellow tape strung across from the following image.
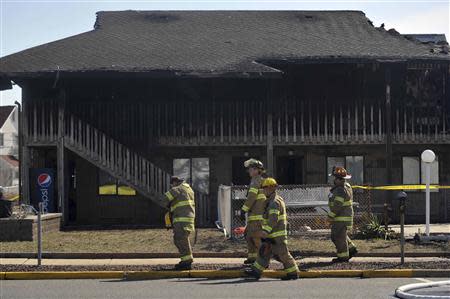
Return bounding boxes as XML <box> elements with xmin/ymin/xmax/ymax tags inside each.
<box><xmin>352</xmin><ymin>185</ymin><xmax>450</xmax><ymax>190</ymax></box>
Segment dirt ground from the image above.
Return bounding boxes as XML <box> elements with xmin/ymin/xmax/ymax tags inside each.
<box><xmin>1</xmin><ymin>229</ymin><xmax>448</xmax><ymax>254</ymax></box>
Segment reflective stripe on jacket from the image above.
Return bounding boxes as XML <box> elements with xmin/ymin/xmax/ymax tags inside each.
<box><xmin>328</xmin><ymin>182</ymin><xmax>353</xmax><ymax>226</ymax></box>
<box><xmin>165</xmin><ymin>183</ymin><xmax>195</xmax><ymax>225</ymax></box>
<box><xmin>262</xmin><ymin>192</ymin><xmax>288</xmax><ymax>240</ymax></box>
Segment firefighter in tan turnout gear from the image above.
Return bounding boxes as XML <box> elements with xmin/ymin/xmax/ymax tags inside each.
<box><xmin>328</xmin><ymin>167</ymin><xmax>358</xmax><ymax>262</ymax></box>
<box><xmin>241</xmin><ymin>159</ymin><xmax>267</xmax><ymax>265</ymax></box>
<box><xmin>246</xmin><ymin>178</ymin><xmax>299</xmax><ymax>280</ymax></box>
<box><xmin>164</xmin><ymin>176</ymin><xmax>196</xmax><ymax>270</ymax></box>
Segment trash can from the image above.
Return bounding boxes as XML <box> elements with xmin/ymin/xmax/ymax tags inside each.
<box><xmin>0</xmin><ymin>198</ymin><xmax>13</xmax><ymax>218</ymax></box>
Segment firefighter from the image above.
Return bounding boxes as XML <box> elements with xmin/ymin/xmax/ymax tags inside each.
<box><xmin>241</xmin><ymin>158</ymin><xmax>267</xmax><ymax>265</ymax></box>
<box><xmin>328</xmin><ymin>166</ymin><xmax>358</xmax><ymax>262</ymax></box>
<box><xmin>246</xmin><ymin>177</ymin><xmax>299</xmax><ymax>280</ymax></box>
<box><xmin>164</xmin><ymin>176</ymin><xmax>196</xmax><ymax>270</ymax></box>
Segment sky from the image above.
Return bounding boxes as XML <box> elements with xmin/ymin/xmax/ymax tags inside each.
<box><xmin>1</xmin><ymin>0</ymin><xmax>449</xmax><ymax>106</ymax></box>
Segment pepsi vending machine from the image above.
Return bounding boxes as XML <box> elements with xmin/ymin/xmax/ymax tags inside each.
<box><xmin>31</xmin><ymin>168</ymin><xmax>55</xmax><ymax>213</ymax></box>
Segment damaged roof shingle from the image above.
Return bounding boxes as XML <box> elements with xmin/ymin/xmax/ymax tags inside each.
<box><xmin>0</xmin><ymin>10</ymin><xmax>448</xmax><ymax>78</ymax></box>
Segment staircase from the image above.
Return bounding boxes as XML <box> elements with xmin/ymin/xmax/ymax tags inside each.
<box><xmin>64</xmin><ymin>113</ymin><xmax>171</xmax><ymax>208</ymax></box>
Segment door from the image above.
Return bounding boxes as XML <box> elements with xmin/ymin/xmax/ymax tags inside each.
<box><xmin>276</xmin><ymin>156</ymin><xmax>303</xmax><ymax>185</ymax></box>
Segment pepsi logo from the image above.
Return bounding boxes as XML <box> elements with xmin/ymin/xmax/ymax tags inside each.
<box><xmin>37</xmin><ymin>173</ymin><xmax>52</xmax><ymax>188</ymax></box>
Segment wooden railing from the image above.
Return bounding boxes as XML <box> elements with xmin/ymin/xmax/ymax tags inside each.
<box><xmin>25</xmin><ymin>99</ymin><xmax>450</xmax><ymax>146</ymax></box>
<box><xmin>64</xmin><ymin>113</ymin><xmax>172</xmax><ymax>205</ymax></box>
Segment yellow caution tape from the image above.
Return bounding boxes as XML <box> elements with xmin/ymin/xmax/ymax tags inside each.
<box><xmin>352</xmin><ymin>185</ymin><xmax>450</xmax><ymax>190</ymax></box>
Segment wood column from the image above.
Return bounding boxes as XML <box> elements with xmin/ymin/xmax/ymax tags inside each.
<box><xmin>21</xmin><ymin>90</ymin><xmax>30</xmax><ymax>205</ymax></box>
<box><xmin>384</xmin><ymin>65</ymin><xmax>393</xmax><ymax>230</ymax></box>
<box><xmin>266</xmin><ymin>80</ymin><xmax>274</xmax><ymax>175</ymax></box>
<box><xmin>57</xmin><ymin>89</ymin><xmax>68</xmax><ymax>225</ymax></box>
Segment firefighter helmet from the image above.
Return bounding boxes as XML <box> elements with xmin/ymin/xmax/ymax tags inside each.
<box><xmin>262</xmin><ymin>177</ymin><xmax>278</xmax><ymax>188</ymax></box>
<box><xmin>244</xmin><ymin>158</ymin><xmax>264</xmax><ymax>169</ymax></box>
<box><xmin>329</xmin><ymin>166</ymin><xmax>352</xmax><ymax>179</ymax></box>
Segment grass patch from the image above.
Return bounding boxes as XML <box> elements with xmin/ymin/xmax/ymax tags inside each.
<box><xmin>0</xmin><ymin>229</ymin><xmax>448</xmax><ymax>253</ymax></box>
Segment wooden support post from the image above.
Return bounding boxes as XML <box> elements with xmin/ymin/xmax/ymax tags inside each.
<box><xmin>21</xmin><ymin>94</ymin><xmax>30</xmax><ymax>204</ymax></box>
<box><xmin>266</xmin><ymin>80</ymin><xmax>274</xmax><ymax>175</ymax></box>
<box><xmin>384</xmin><ymin>66</ymin><xmax>393</xmax><ymax>231</ymax></box>
<box><xmin>57</xmin><ymin>89</ymin><xmax>68</xmax><ymax>225</ymax></box>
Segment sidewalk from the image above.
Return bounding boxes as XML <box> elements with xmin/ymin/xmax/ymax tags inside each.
<box><xmin>390</xmin><ymin>223</ymin><xmax>450</xmax><ymax>237</ymax></box>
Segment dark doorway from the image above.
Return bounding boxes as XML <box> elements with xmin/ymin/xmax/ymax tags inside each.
<box><xmin>276</xmin><ymin>156</ymin><xmax>303</xmax><ymax>185</ymax></box>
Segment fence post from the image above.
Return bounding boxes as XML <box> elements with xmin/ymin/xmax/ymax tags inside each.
<box><xmin>37</xmin><ymin>202</ymin><xmax>43</xmax><ymax>266</ymax></box>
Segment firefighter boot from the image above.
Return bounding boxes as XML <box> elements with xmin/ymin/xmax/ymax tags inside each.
<box><xmin>281</xmin><ymin>272</ymin><xmax>299</xmax><ymax>280</ymax></box>
<box><xmin>174</xmin><ymin>261</ymin><xmax>192</xmax><ymax>270</ymax></box>
<box><xmin>245</xmin><ymin>268</ymin><xmax>261</xmax><ymax>280</ymax></box>
<box><xmin>349</xmin><ymin>247</ymin><xmax>358</xmax><ymax>259</ymax></box>
<box><xmin>331</xmin><ymin>257</ymin><xmax>350</xmax><ymax>263</ymax></box>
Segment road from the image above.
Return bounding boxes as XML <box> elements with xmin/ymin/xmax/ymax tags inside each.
<box><xmin>1</xmin><ymin>277</ymin><xmax>447</xmax><ymax>299</ymax></box>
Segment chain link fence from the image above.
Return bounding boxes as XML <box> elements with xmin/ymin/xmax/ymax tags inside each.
<box><xmin>229</xmin><ymin>184</ymin><xmax>371</xmax><ymax>239</ymax></box>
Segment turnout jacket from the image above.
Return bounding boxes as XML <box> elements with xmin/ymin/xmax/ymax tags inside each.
<box><xmin>262</xmin><ymin>192</ymin><xmax>288</xmax><ymax>242</ymax></box>
<box><xmin>165</xmin><ymin>183</ymin><xmax>196</xmax><ymax>226</ymax></box>
<box><xmin>241</xmin><ymin>175</ymin><xmax>267</xmax><ymax>222</ymax></box>
<box><xmin>328</xmin><ymin>182</ymin><xmax>354</xmax><ymax>227</ymax></box>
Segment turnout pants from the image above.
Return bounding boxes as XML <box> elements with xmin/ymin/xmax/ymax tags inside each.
<box><xmin>331</xmin><ymin>222</ymin><xmax>356</xmax><ymax>259</ymax></box>
<box><xmin>252</xmin><ymin>238</ymin><xmax>298</xmax><ymax>275</ymax></box>
<box><xmin>245</xmin><ymin>221</ymin><xmax>263</xmax><ymax>260</ymax></box>
<box><xmin>173</xmin><ymin>223</ymin><xmax>194</xmax><ymax>262</ymax></box>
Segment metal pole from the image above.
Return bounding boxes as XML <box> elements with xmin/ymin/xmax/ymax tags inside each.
<box><xmin>400</xmin><ymin>199</ymin><xmax>405</xmax><ymax>264</ymax></box>
<box><xmin>425</xmin><ymin>163</ymin><xmax>431</xmax><ymax>236</ymax></box>
<box><xmin>37</xmin><ymin>202</ymin><xmax>43</xmax><ymax>266</ymax></box>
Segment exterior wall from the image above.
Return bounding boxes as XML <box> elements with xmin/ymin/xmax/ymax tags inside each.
<box><xmin>74</xmin><ymin>156</ymin><xmax>165</xmax><ymax>226</ymax></box>
<box><xmin>0</xmin><ymin>106</ymin><xmax>18</xmax><ymax>157</ymax></box>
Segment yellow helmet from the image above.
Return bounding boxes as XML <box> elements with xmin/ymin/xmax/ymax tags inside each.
<box><xmin>262</xmin><ymin>177</ymin><xmax>278</xmax><ymax>188</ymax></box>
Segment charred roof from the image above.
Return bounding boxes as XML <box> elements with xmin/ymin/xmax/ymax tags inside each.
<box><xmin>0</xmin><ymin>10</ymin><xmax>449</xmax><ymax>80</ymax></box>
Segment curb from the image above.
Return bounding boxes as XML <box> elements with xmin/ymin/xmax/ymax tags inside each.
<box><xmin>1</xmin><ymin>251</ymin><xmax>449</xmax><ymax>259</ymax></box>
<box><xmin>1</xmin><ymin>269</ymin><xmax>449</xmax><ymax>280</ymax></box>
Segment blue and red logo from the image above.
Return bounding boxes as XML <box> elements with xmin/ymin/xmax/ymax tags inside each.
<box><xmin>37</xmin><ymin>173</ymin><xmax>52</xmax><ymax>188</ymax></box>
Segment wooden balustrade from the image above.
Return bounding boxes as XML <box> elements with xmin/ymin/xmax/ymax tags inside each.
<box><xmin>62</xmin><ymin>112</ymin><xmax>171</xmax><ymax>198</ymax></box>
<box><xmin>25</xmin><ymin>98</ymin><xmax>450</xmax><ymax>147</ymax></box>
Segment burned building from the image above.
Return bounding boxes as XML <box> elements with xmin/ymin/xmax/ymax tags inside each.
<box><xmin>0</xmin><ymin>11</ymin><xmax>449</xmax><ymax>227</ymax></box>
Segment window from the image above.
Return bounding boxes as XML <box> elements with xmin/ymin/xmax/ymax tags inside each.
<box><xmin>173</xmin><ymin>158</ymin><xmax>210</xmax><ymax>194</ymax></box>
<box><xmin>327</xmin><ymin>156</ymin><xmax>364</xmax><ymax>185</ymax></box>
<box><xmin>402</xmin><ymin>156</ymin><xmax>439</xmax><ymax>185</ymax></box>
<box><xmin>98</xmin><ymin>170</ymin><xmax>136</xmax><ymax>196</ymax></box>
<box><xmin>0</xmin><ymin>133</ymin><xmax>3</xmax><ymax>146</ymax></box>
<box><xmin>402</xmin><ymin>157</ymin><xmax>420</xmax><ymax>184</ymax></box>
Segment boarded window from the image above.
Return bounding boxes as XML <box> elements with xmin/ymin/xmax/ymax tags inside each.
<box><xmin>402</xmin><ymin>157</ymin><xmax>420</xmax><ymax>185</ymax></box>
<box><xmin>402</xmin><ymin>156</ymin><xmax>439</xmax><ymax>187</ymax></box>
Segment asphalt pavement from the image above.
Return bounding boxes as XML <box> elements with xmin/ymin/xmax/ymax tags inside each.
<box><xmin>0</xmin><ymin>277</ymin><xmax>446</xmax><ymax>299</ymax></box>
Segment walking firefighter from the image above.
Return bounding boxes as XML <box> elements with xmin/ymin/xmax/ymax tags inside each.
<box><xmin>164</xmin><ymin>176</ymin><xmax>196</xmax><ymax>270</ymax></box>
<box><xmin>328</xmin><ymin>166</ymin><xmax>358</xmax><ymax>262</ymax></box>
<box><xmin>241</xmin><ymin>158</ymin><xmax>268</xmax><ymax>265</ymax></box>
<box><xmin>246</xmin><ymin>177</ymin><xmax>299</xmax><ymax>280</ymax></box>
